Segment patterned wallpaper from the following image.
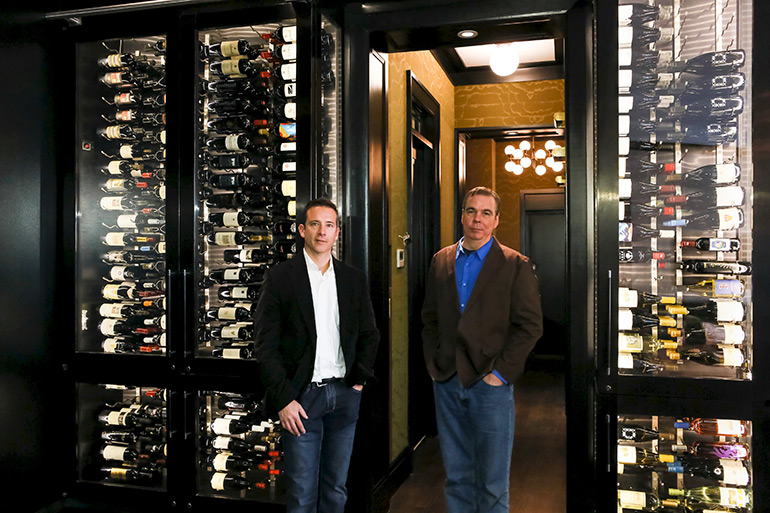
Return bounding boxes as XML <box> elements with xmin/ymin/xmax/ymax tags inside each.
<box><xmin>456</xmin><ymin>80</ymin><xmax>565</xmax><ymax>128</ymax></box>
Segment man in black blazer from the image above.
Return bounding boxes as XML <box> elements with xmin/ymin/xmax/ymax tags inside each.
<box><xmin>254</xmin><ymin>197</ymin><xmax>379</xmax><ymax>513</ymax></box>
<box><xmin>422</xmin><ymin>187</ymin><xmax>543</xmax><ymax>513</ymax></box>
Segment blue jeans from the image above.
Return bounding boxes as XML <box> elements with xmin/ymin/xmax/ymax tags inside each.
<box><xmin>281</xmin><ymin>381</ymin><xmax>362</xmax><ymax>513</ymax></box>
<box><xmin>433</xmin><ymin>375</ymin><xmax>515</xmax><ymax>513</ymax></box>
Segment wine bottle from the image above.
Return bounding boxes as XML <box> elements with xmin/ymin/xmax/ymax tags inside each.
<box><xmin>674</xmin><ymin>459</ymin><xmax>750</xmax><ymax>486</ymax></box>
<box><xmin>206</xmin><ymin>134</ymin><xmax>269</xmax><ymax>153</ymax></box>
<box><xmin>206</xmin><ymin>231</ymin><xmax>272</xmax><ymax>246</ymax></box>
<box><xmin>206</xmin><ymin>211</ymin><xmax>250</xmax><ymax>228</ymax></box>
<box><xmin>619</xmin><ymin>309</ymin><xmax>677</xmax><ymax>330</ymax></box>
<box><xmin>208</xmin><ymin>268</ymin><xmax>265</xmax><ymax>284</ymax></box>
<box><xmin>203</xmin><ymin>305</ymin><xmax>252</xmax><ymax>322</ymax></box>
<box><xmin>222</xmin><ymin>249</ymin><xmax>271</xmax><ymax>264</ymax></box>
<box><xmin>664</xmin><ymin>163</ymin><xmax>741</xmax><ymax>187</ymax></box>
<box><xmin>217</xmin><ymin>285</ymin><xmax>261</xmax><ymax>301</ymax></box>
<box><xmin>684</xmin><ymin>322</ymin><xmax>745</xmax><ymax>346</ymax></box>
<box><xmin>617</xmin><ymin>490</ymin><xmax>673</xmax><ymax>511</ymax></box>
<box><xmin>209</xmin><ymin>58</ymin><xmax>271</xmax><ymax>78</ymax></box>
<box><xmin>206</xmin><ymin>115</ymin><xmax>262</xmax><ymax>134</ymax></box>
<box><xmin>619</xmin><ymin>247</ymin><xmax>666</xmax><ymax>263</ymax></box>
<box><xmin>617</xmin><ymin>25</ymin><xmax>668</xmax><ymax>47</ymax></box>
<box><xmin>206</xmin><ymin>77</ymin><xmax>272</xmax><ymax>96</ymax></box>
<box><xmin>664</xmin><ymin>186</ymin><xmax>744</xmax><ymax>208</ymax></box>
<box><xmin>618</xmin><ymin>445</ymin><xmax>675</xmax><ymax>466</ymax></box>
<box><xmin>661</xmin><ymin>96</ymin><xmax>744</xmax><ymax>121</ymax></box>
<box><xmin>618</xmin><ymin>333</ymin><xmax>677</xmax><ymax>353</ymax></box>
<box><xmin>682</xmin><ymin>279</ymin><xmax>745</xmax><ymax>298</ymax></box>
<box><xmin>678</xmin><ymin>346</ymin><xmax>745</xmax><ymax>367</ymax></box>
<box><xmin>118</xmin><ymin>142</ymin><xmax>165</xmax><ymax>161</ymax></box>
<box><xmin>102</xmin><ymin>232</ymin><xmax>163</xmax><ymax>247</ymax></box>
<box><xmin>101</xmin><ymin>444</ymin><xmax>139</xmax><ymax>462</ymax></box>
<box><xmin>673</xmin><ymin>72</ymin><xmax>746</xmax><ymax>102</ymax></box>
<box><xmin>619</xmin><ymin>222</ymin><xmax>675</xmax><ymax>242</ymax></box>
<box><xmin>617</xmin><ymin>352</ymin><xmax>670</xmax><ymax>374</ymax></box>
<box><xmin>681</xmin><ymin>260</ymin><xmax>751</xmax><ymax>276</ymax></box>
<box><xmin>667</xmin><ymin>486</ymin><xmax>751</xmax><ymax>509</ymax></box>
<box><xmin>261</xmin><ymin>26</ymin><xmax>297</xmax><ymax>44</ymax></box>
<box><xmin>101</xmin><ymin>465</ymin><xmax>159</xmax><ymax>484</ymax></box>
<box><xmin>618</xmin><ymin>424</ymin><xmax>661</xmax><ymax>443</ymax></box>
<box><xmin>618</xmin><ymin>4</ymin><xmax>670</xmax><ymax>26</ymax></box>
<box><xmin>681</xmin><ymin>237</ymin><xmax>740</xmax><ymax>252</ymax></box>
<box><xmin>101</xmin><ymin>284</ymin><xmax>139</xmax><ymax>300</ymax></box>
<box><xmin>210</xmin><ymin>472</ymin><xmax>251</xmax><ymax>491</ymax></box>
<box><xmin>662</xmin><ymin>49</ymin><xmax>746</xmax><ymax>75</ymax></box>
<box><xmin>678</xmin><ymin>441</ymin><xmax>750</xmax><ymax>460</ymax></box>
<box><xmin>675</xmin><ymin>418</ymin><xmax>748</xmax><ymax>437</ymax></box>
<box><xmin>115</xmin><ymin>212</ymin><xmax>165</xmax><ymax>230</ymax></box>
<box><xmin>210</xmin><ymin>417</ymin><xmax>250</xmax><ymax>435</ymax></box>
<box><xmin>204</xmin><ymin>153</ymin><xmax>254</xmax><ymax>170</ymax></box>
<box><xmin>212</xmin><ymin>345</ymin><xmax>254</xmax><ymax>359</ymax></box>
<box><xmin>209</xmin><ymin>435</ymin><xmax>252</xmax><ymax>452</ymax></box>
<box><xmin>209</xmin><ymin>452</ymin><xmax>254</xmax><ymax>472</ymax></box>
<box><xmin>210</xmin><ymin>324</ymin><xmax>254</xmax><ymax>340</ymax></box>
<box><xmin>618</xmin><ymin>288</ymin><xmax>676</xmax><ymax>309</ymax></box>
<box><xmin>619</xmin><ymin>178</ymin><xmax>677</xmax><ymax>199</ymax></box>
<box><xmin>206</xmin><ymin>39</ymin><xmax>259</xmax><ymax>59</ymax></box>
<box><xmin>619</xmin><ymin>157</ymin><xmax>676</xmax><ymax>178</ymax></box>
<box><xmin>660</xmin><ymin>207</ymin><xmax>743</xmax><ymax>230</ymax></box>
<box><xmin>257</xmin><ymin>122</ymin><xmax>296</xmax><ymax>140</ymax></box>
<box><xmin>205</xmin><ymin>192</ymin><xmax>272</xmax><ymax>209</ymax></box>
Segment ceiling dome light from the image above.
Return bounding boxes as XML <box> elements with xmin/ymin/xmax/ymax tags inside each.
<box><xmin>512</xmin><ymin>148</ymin><xmax>524</xmax><ymax>159</ymax></box>
<box><xmin>545</xmin><ymin>156</ymin><xmax>555</xmax><ymax>167</ymax></box>
<box><xmin>504</xmin><ymin>160</ymin><xmax>516</xmax><ymax>172</ymax></box>
<box><xmin>545</xmin><ymin>140</ymin><xmax>557</xmax><ymax>151</ymax></box>
<box><xmin>512</xmin><ymin>164</ymin><xmax>524</xmax><ymax>175</ymax></box>
<box><xmin>519</xmin><ymin>140</ymin><xmax>531</xmax><ymax>151</ymax></box>
<box><xmin>535</xmin><ymin>164</ymin><xmax>547</xmax><ymax>176</ymax></box>
<box><xmin>520</xmin><ymin>156</ymin><xmax>532</xmax><ymax>168</ymax></box>
<box><xmin>504</xmin><ymin>144</ymin><xmax>515</xmax><ymax>155</ymax></box>
<box><xmin>457</xmin><ymin>29</ymin><xmax>478</xmax><ymax>39</ymax></box>
<box><xmin>535</xmin><ymin>148</ymin><xmax>547</xmax><ymax>160</ymax></box>
<box><xmin>489</xmin><ymin>43</ymin><xmax>519</xmax><ymax>77</ymax></box>
<box><xmin>552</xmin><ymin>162</ymin><xmax>564</xmax><ymax>172</ymax></box>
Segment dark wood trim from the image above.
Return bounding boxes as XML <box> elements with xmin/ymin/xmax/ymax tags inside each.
<box><xmin>370</xmin><ymin>446</ymin><xmax>414</xmax><ymax>513</ymax></box>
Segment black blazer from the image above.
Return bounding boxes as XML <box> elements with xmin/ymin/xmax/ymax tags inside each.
<box><xmin>253</xmin><ymin>254</ymin><xmax>380</xmax><ymax>413</ymax></box>
<box><xmin>422</xmin><ymin>238</ymin><xmax>543</xmax><ymax>387</ymax></box>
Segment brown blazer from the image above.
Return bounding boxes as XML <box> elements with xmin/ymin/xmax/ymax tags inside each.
<box><xmin>421</xmin><ymin>237</ymin><xmax>543</xmax><ymax>388</ymax></box>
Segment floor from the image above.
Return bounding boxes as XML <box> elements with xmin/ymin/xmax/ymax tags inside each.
<box><xmin>388</xmin><ymin>364</ymin><xmax>567</xmax><ymax>513</ymax></box>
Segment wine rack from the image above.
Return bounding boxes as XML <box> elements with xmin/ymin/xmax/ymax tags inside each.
<box><xmin>197</xmin><ymin>391</ymin><xmax>284</xmax><ymax>499</ymax></box>
<box><xmin>617</xmin><ymin>414</ymin><xmax>753</xmax><ymax>510</ymax></box>
<box><xmin>76</xmin><ymin>35</ymin><xmax>168</xmax><ymax>355</ymax></box>
<box><xmin>195</xmin><ymin>22</ymin><xmax>301</xmax><ymax>360</ymax></box>
<box><xmin>615</xmin><ymin>0</ymin><xmax>753</xmax><ymax>380</ymax></box>
<box><xmin>77</xmin><ymin>384</ymin><xmax>167</xmax><ymax>488</ymax></box>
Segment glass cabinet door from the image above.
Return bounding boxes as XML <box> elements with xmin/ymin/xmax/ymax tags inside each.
<box><xmin>617</xmin><ymin>412</ymin><xmax>753</xmax><ymax>511</ymax></box>
<box><xmin>195</xmin><ymin>20</ymin><xmax>300</xmax><ymax>359</ymax></box>
<box><xmin>77</xmin><ymin>383</ymin><xmax>168</xmax><ymax>489</ymax></box>
<box><xmin>616</xmin><ymin>0</ymin><xmax>753</xmax><ymax>379</ymax></box>
<box><xmin>76</xmin><ymin>35</ymin><xmax>168</xmax><ymax>355</ymax></box>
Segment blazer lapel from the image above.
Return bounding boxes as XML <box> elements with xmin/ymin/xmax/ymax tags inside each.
<box><xmin>289</xmin><ymin>256</ymin><xmax>317</xmax><ymax>340</ymax></box>
<box><xmin>445</xmin><ymin>243</ymin><xmax>461</xmax><ymax>314</ymax></box>
<box><xmin>463</xmin><ymin>239</ymin><xmax>504</xmax><ymax>314</ymax></box>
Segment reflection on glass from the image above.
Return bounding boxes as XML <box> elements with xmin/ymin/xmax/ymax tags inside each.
<box><xmin>76</xmin><ymin>36</ymin><xmax>167</xmax><ymax>354</ymax></box>
<box><xmin>617</xmin><ymin>414</ymin><xmax>752</xmax><ymax>511</ymax></box>
<box><xmin>196</xmin><ymin>22</ymin><xmax>299</xmax><ymax>359</ymax></box>
<box><xmin>320</xmin><ymin>15</ymin><xmax>342</xmax><ymax>255</ymax></box>
<box><xmin>78</xmin><ymin>383</ymin><xmax>167</xmax><ymax>488</ymax></box>
<box><xmin>616</xmin><ymin>0</ymin><xmax>753</xmax><ymax>379</ymax></box>
<box><xmin>197</xmin><ymin>390</ymin><xmax>283</xmax><ymax>500</ymax></box>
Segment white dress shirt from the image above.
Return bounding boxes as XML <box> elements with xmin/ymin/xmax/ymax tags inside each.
<box><xmin>303</xmin><ymin>249</ymin><xmax>346</xmax><ymax>382</ymax></box>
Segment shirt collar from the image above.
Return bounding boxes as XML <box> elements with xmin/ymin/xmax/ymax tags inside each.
<box><xmin>456</xmin><ymin>236</ymin><xmax>495</xmax><ymax>261</ymax></box>
<box><xmin>303</xmin><ymin>248</ymin><xmax>335</xmax><ymax>276</ymax></box>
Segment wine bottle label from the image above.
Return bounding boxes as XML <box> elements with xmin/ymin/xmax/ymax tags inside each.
<box><xmin>221</xmin><ymin>348</ymin><xmax>243</xmax><ymax>359</ymax></box>
<box><xmin>106</xmin><ymin>161</ymin><xmax>124</xmax><ymax>175</ymax></box>
<box><xmin>214</xmin><ymin>232</ymin><xmax>238</xmax><ymax>246</ymax></box>
<box><xmin>222</xmin><ymin>212</ymin><xmax>241</xmax><ymax>227</ymax></box>
<box><xmin>280</xmin><ymin>43</ymin><xmax>297</xmax><ymax>60</ymax></box>
<box><xmin>618</xmin><ymin>490</ymin><xmax>646</xmax><ymax>508</ymax></box>
<box><xmin>100</xmin><ymin>319</ymin><xmax>119</xmax><ymax>336</ymax></box>
<box><xmin>707</xmin><ymin>238</ymin><xmax>734</xmax><ymax>251</ymax></box>
<box><xmin>722</xmin><ymin>324</ymin><xmax>745</xmax><ymax>345</ymax></box>
<box><xmin>281</xmin><ymin>180</ymin><xmax>297</xmax><ymax>197</ymax></box>
<box><xmin>712</xmin><ymin>279</ymin><xmax>744</xmax><ymax>298</ymax></box>
<box><xmin>284</xmin><ymin>83</ymin><xmax>296</xmax><ymax>98</ymax></box>
<box><xmin>714</xmin><ymin>186</ymin><xmax>744</xmax><ymax>207</ymax></box>
<box><xmin>284</xmin><ymin>103</ymin><xmax>297</xmax><ymax>119</ymax></box>
<box><xmin>231</xmin><ymin>287</ymin><xmax>249</xmax><ymax>299</ymax></box>
<box><xmin>100</xmin><ymin>196</ymin><xmax>125</xmax><ymax>211</ymax></box>
<box><xmin>220</xmin><ymin>59</ymin><xmax>243</xmax><ymax>76</ymax></box>
<box><xmin>617</xmin><ymin>309</ymin><xmax>634</xmax><ymax>331</ymax></box>
<box><xmin>110</xmin><ymin>468</ymin><xmax>129</xmax><ymax>480</ymax></box>
<box><xmin>279</xmin><ymin>123</ymin><xmax>296</xmax><ymax>139</ymax></box>
<box><xmin>221</xmin><ymin>326</ymin><xmax>241</xmax><ymax>338</ymax></box>
<box><xmin>103</xmin><ymin>339</ymin><xmax>120</xmax><ymax>353</ymax></box>
<box><xmin>225</xmin><ymin>134</ymin><xmax>243</xmax><ymax>151</ymax></box>
<box><xmin>157</xmin><ymin>242</ymin><xmax>166</xmax><ymax>254</ymax></box>
<box><xmin>617</xmin><ymin>352</ymin><xmax>634</xmax><ymax>369</ymax></box>
<box><xmin>720</xmin><ymin>460</ymin><xmax>750</xmax><ymax>486</ymax></box>
<box><xmin>618</xmin><ymin>179</ymin><xmax>632</xmax><ymax>199</ymax></box>
<box><xmin>283</xmin><ymin>161</ymin><xmax>297</xmax><ymax>172</ymax></box>
<box><xmin>715</xmin><ymin>300</ymin><xmax>744</xmax><ymax>322</ymax></box>
<box><xmin>618</xmin><ymin>333</ymin><xmax>644</xmax><ymax>352</ymax></box>
<box><xmin>224</xmin><ymin>269</ymin><xmax>241</xmax><ymax>281</ymax></box>
<box><xmin>238</xmin><ymin>249</ymin><xmax>254</xmax><ymax>262</ymax></box>
<box><xmin>721</xmin><ymin>347</ymin><xmax>744</xmax><ymax>366</ymax></box>
<box><xmin>617</xmin><ymin>26</ymin><xmax>635</xmax><ymax>48</ymax></box>
<box><xmin>218</xmin><ymin>308</ymin><xmax>238</xmax><ymax>320</ymax></box>
<box><xmin>159</xmin><ymin>130</ymin><xmax>166</xmax><ymax>144</ymax></box>
<box><xmin>220</xmin><ymin>41</ymin><xmax>242</xmax><ymax>57</ymax></box>
<box><xmin>103</xmin><ymin>72</ymin><xmax>123</xmax><ymax>85</ymax></box>
<box><xmin>99</xmin><ymin>303</ymin><xmax>125</xmax><ymax>318</ymax></box>
<box><xmin>617</xmin><ymin>288</ymin><xmax>638</xmax><ymax>308</ymax></box>
<box><xmin>717</xmin><ymin>208</ymin><xmax>742</xmax><ymax>230</ymax></box>
<box><xmin>119</xmin><ymin>145</ymin><xmax>135</xmax><ymax>159</ymax></box>
<box><xmin>110</xmin><ymin>266</ymin><xmax>128</xmax><ymax>281</ymax></box>
<box><xmin>212</xmin><ymin>436</ymin><xmax>232</xmax><ymax>450</ymax></box>
<box><xmin>279</xmin><ymin>63</ymin><xmax>297</xmax><ymax>80</ymax></box>
<box><xmin>618</xmin><ymin>96</ymin><xmax>634</xmax><ymax>115</ymax></box>
<box><xmin>211</xmin><ymin>472</ymin><xmax>227</xmax><ymax>490</ymax></box>
<box><xmin>115</xmin><ymin>110</ymin><xmax>135</xmax><ymax>122</ymax></box>
<box><xmin>720</xmin><ymin>487</ymin><xmax>750</xmax><ymax>507</ymax></box>
<box><xmin>157</xmin><ymin>184</ymin><xmax>166</xmax><ymax>200</ymax></box>
<box><xmin>117</xmin><ymin>214</ymin><xmax>138</xmax><ymax>229</ymax></box>
<box><xmin>716</xmin><ymin>419</ymin><xmax>744</xmax><ymax>436</ymax></box>
<box><xmin>213</xmin><ymin>453</ymin><xmax>231</xmax><ymax>471</ymax></box>
<box><xmin>106</xmin><ymin>411</ymin><xmax>124</xmax><ymax>426</ymax></box>
<box><xmin>287</xmin><ymin>200</ymin><xmax>297</xmax><ymax>217</ymax></box>
<box><xmin>280</xmin><ymin>142</ymin><xmax>296</xmax><ymax>152</ymax></box>
<box><xmin>103</xmin><ymin>445</ymin><xmax>128</xmax><ymax>461</ymax></box>
<box><xmin>715</xmin><ymin>164</ymin><xmax>739</xmax><ymax>184</ymax></box>
<box><xmin>617</xmin><ymin>49</ymin><xmax>632</xmax><ymax>68</ymax></box>
<box><xmin>212</xmin><ymin>417</ymin><xmax>233</xmax><ymax>435</ymax></box>
<box><xmin>104</xmin><ymin>126</ymin><xmax>123</xmax><ymax>139</ymax></box>
<box><xmin>116</xmin><ymin>92</ymin><xmax>134</xmax><ymax>105</ymax></box>
<box><xmin>282</xmin><ymin>26</ymin><xmax>298</xmax><ymax>42</ymax></box>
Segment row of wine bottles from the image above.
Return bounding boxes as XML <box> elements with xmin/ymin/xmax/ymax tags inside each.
<box><xmin>95</xmin><ymin>38</ymin><xmax>168</xmax><ymax>355</ymax></box>
<box><xmin>93</xmin><ymin>386</ymin><xmax>167</xmax><ymax>486</ymax></box>
<box><xmin>203</xmin><ymin>392</ymin><xmax>283</xmax><ymax>495</ymax></box>
<box><xmin>196</xmin><ymin>25</ymin><xmax>301</xmax><ymax>360</ymax></box>
<box><xmin>617</xmin><ymin>414</ymin><xmax>752</xmax><ymax>512</ymax></box>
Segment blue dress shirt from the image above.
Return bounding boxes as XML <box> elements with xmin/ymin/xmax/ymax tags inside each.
<box><xmin>455</xmin><ymin>237</ymin><xmax>508</xmax><ymax>384</ymax></box>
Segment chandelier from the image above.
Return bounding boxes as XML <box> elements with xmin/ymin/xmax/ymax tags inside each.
<box><xmin>504</xmin><ymin>138</ymin><xmax>565</xmax><ymax>176</ymax></box>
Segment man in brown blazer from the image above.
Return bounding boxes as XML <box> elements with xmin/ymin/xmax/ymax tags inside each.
<box><xmin>422</xmin><ymin>186</ymin><xmax>543</xmax><ymax>513</ymax></box>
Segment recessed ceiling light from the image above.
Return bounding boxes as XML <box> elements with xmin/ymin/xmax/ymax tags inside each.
<box><xmin>457</xmin><ymin>29</ymin><xmax>478</xmax><ymax>39</ymax></box>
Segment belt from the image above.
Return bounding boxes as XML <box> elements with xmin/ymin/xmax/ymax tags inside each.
<box><xmin>311</xmin><ymin>377</ymin><xmax>342</xmax><ymax>387</ymax></box>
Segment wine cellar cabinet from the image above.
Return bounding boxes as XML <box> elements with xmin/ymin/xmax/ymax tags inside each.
<box><xmin>55</xmin><ymin>2</ymin><xmax>344</xmax><ymax>511</ymax></box>
<box><xmin>593</xmin><ymin>1</ymin><xmax>770</xmax><ymax>512</ymax></box>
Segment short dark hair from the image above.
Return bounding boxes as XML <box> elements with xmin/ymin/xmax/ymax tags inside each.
<box><xmin>462</xmin><ymin>186</ymin><xmax>500</xmax><ymax>215</ymax></box>
<box><xmin>301</xmin><ymin>197</ymin><xmax>339</xmax><ymax>225</ymax></box>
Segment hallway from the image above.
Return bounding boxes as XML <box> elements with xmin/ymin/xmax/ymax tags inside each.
<box><xmin>388</xmin><ymin>364</ymin><xmax>567</xmax><ymax>512</ymax></box>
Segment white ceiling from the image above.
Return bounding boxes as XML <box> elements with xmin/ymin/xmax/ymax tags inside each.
<box><xmin>454</xmin><ymin>39</ymin><xmax>556</xmax><ymax>68</ymax></box>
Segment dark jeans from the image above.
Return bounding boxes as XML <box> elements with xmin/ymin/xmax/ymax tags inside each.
<box><xmin>433</xmin><ymin>374</ymin><xmax>515</xmax><ymax>513</ymax></box>
<box><xmin>282</xmin><ymin>381</ymin><xmax>362</xmax><ymax>513</ymax></box>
